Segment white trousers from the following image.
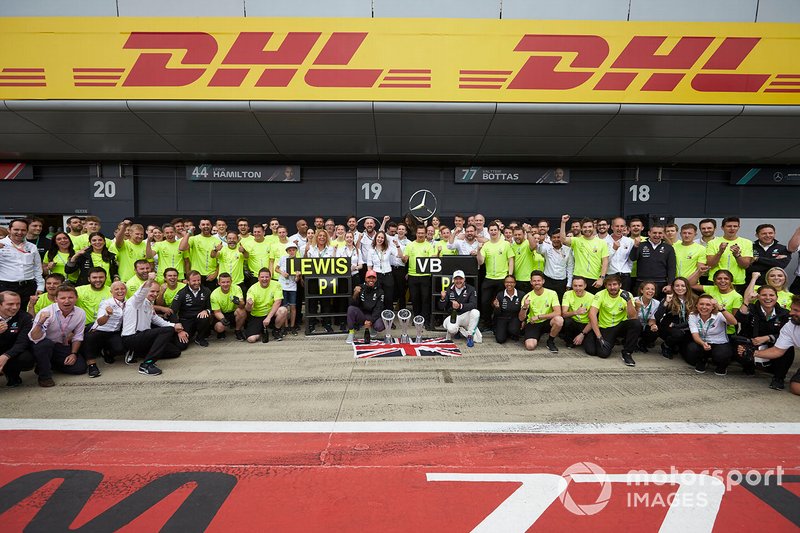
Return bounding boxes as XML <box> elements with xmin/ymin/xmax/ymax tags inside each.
<box><xmin>442</xmin><ymin>309</ymin><xmax>482</xmax><ymax>342</ymax></box>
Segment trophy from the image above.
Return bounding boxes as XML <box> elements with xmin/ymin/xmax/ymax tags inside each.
<box><xmin>413</xmin><ymin>315</ymin><xmax>425</xmax><ymax>343</ymax></box>
<box><xmin>381</xmin><ymin>310</ymin><xmax>396</xmax><ymax>343</ymax></box>
<box><xmin>397</xmin><ymin>309</ymin><xmax>412</xmax><ymax>343</ymax></box>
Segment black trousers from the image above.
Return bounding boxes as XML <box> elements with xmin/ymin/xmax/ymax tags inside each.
<box><xmin>684</xmin><ymin>342</ymin><xmax>732</xmax><ymax>371</ymax></box>
<box><xmin>83</xmin><ymin>330</ymin><xmax>125</xmax><ymax>360</ymax></box>
<box><xmin>201</xmin><ymin>277</ymin><xmax>218</xmax><ymax>291</ymax></box>
<box><xmin>481</xmin><ymin>278</ymin><xmax>505</xmax><ymax>327</ymax></box>
<box><xmin>392</xmin><ymin>266</ymin><xmax>408</xmax><ymax>309</ymax></box>
<box><xmin>494</xmin><ymin>315</ymin><xmax>521</xmax><ymax>344</ymax></box>
<box><xmin>122</xmin><ymin>327</ymin><xmax>183</xmax><ymax>363</ymax></box>
<box><xmin>561</xmin><ymin>317</ymin><xmax>588</xmax><ymax>345</ymax></box>
<box><xmin>407</xmin><ymin>276</ymin><xmax>431</xmax><ymax>323</ymax></box>
<box><xmin>584</xmin><ymin>319</ymin><xmax>641</xmax><ymax>358</ymax></box>
<box><xmin>584</xmin><ymin>279</ymin><xmax>600</xmax><ymax>294</ymax></box>
<box><xmin>613</xmin><ymin>273</ymin><xmax>632</xmax><ymax>292</ymax></box>
<box><xmin>542</xmin><ymin>275</ymin><xmax>568</xmax><ymax>302</ymax></box>
<box><xmin>31</xmin><ymin>339</ymin><xmax>87</xmax><ymax>379</ymax></box>
<box><xmin>0</xmin><ymin>280</ymin><xmax>37</xmax><ymax>312</ymax></box>
<box><xmin>179</xmin><ymin>315</ymin><xmax>212</xmax><ymax>344</ymax></box>
<box><xmin>376</xmin><ymin>272</ymin><xmax>395</xmax><ymax>311</ymax></box>
<box><xmin>659</xmin><ymin>325</ymin><xmax>692</xmax><ymax>356</ymax></box>
<box><xmin>639</xmin><ymin>325</ymin><xmax>660</xmax><ymax>347</ymax></box>
<box><xmin>3</xmin><ymin>349</ymin><xmax>34</xmax><ymax>381</ymax></box>
<box><xmin>790</xmin><ymin>276</ymin><xmax>800</xmax><ymax>296</ymax></box>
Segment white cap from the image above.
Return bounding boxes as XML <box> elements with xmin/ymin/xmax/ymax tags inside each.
<box><xmin>452</xmin><ymin>270</ymin><xmax>465</xmax><ymax>279</ymax></box>
<box><xmin>285</xmin><ymin>242</ymin><xmax>298</xmax><ymax>251</ymax></box>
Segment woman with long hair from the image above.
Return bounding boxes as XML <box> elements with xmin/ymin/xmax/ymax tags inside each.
<box><xmin>634</xmin><ymin>281</ymin><xmax>661</xmax><ymax>353</ymax></box>
<box><xmin>744</xmin><ymin>267</ymin><xmax>794</xmax><ymax>309</ymax></box>
<box><xmin>66</xmin><ymin>231</ymin><xmax>118</xmax><ymax>286</ymax></box>
<box><xmin>735</xmin><ymin>285</ymin><xmax>794</xmax><ymax>390</ymax></box>
<box><xmin>366</xmin><ymin>231</ymin><xmax>395</xmax><ymax>309</ymax></box>
<box><xmin>656</xmin><ymin>277</ymin><xmax>697</xmax><ymax>359</ymax></box>
<box><xmin>686</xmin><ymin>294</ymin><xmax>738</xmax><ymax>375</ymax></box>
<box><xmin>305</xmin><ymin>229</ymin><xmax>335</xmax><ymax>334</ymax></box>
<box><xmin>43</xmin><ymin>231</ymin><xmax>78</xmax><ymax>283</ymax></box>
<box><xmin>336</xmin><ymin>230</ymin><xmax>362</xmax><ymax>330</ymax></box>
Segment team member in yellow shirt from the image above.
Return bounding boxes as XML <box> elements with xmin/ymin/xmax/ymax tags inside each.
<box><xmin>211</xmin><ymin>272</ymin><xmax>247</xmax><ymax>341</ymax></box>
<box><xmin>586</xmin><ymin>275</ymin><xmax>640</xmax><ymax>366</ymax></box>
<box><xmin>244</xmin><ymin>268</ymin><xmax>287</xmax><ymax>343</ymax></box>
<box><xmin>156</xmin><ymin>268</ymin><xmax>186</xmax><ymax>311</ymax></box>
<box><xmin>402</xmin><ymin>226</ymin><xmax>436</xmax><ymax>327</ymax></box>
<box><xmin>27</xmin><ymin>273</ymin><xmax>64</xmax><ymax>316</ymax></box>
<box><xmin>560</xmin><ymin>214</ymin><xmax>608</xmax><ymax>293</ymax></box>
<box><xmin>478</xmin><ymin>223</ymin><xmax>514</xmax><ymax>331</ymax></box>
<box><xmin>560</xmin><ymin>277</ymin><xmax>596</xmax><ymax>348</ymax></box>
<box><xmin>147</xmin><ymin>223</ymin><xmax>187</xmax><ymax>282</ymax></box>
<box><xmin>519</xmin><ymin>271</ymin><xmax>562</xmax><ymax>352</ymax></box>
<box><xmin>705</xmin><ymin>217</ymin><xmax>753</xmax><ymax>293</ymax></box>
<box><xmin>212</xmin><ymin>231</ymin><xmax>246</xmax><ymax>292</ymax></box>
<box><xmin>114</xmin><ymin>221</ymin><xmax>149</xmax><ymax>283</ymax></box>
<box><xmin>240</xmin><ymin>224</ymin><xmax>272</xmax><ymax>289</ymax></box>
<box><xmin>180</xmin><ymin>219</ymin><xmax>219</xmax><ymax>290</ymax></box>
<box><xmin>673</xmin><ymin>223</ymin><xmax>707</xmax><ymax>280</ymax></box>
<box><xmin>76</xmin><ymin>268</ymin><xmax>111</xmax><ymax>328</ymax></box>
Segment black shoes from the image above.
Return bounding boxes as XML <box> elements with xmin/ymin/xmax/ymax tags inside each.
<box><xmin>546</xmin><ymin>338</ymin><xmax>558</xmax><ymax>353</ymax></box>
<box><xmin>660</xmin><ymin>343</ymin><xmax>673</xmax><ymax>359</ymax></box>
<box><xmin>5</xmin><ymin>375</ymin><xmax>22</xmax><ymax>387</ymax></box>
<box><xmin>324</xmin><ymin>324</ymin><xmax>334</xmax><ymax>333</ymax></box>
<box><xmin>217</xmin><ymin>331</ymin><xmax>226</xmax><ymax>340</ymax></box>
<box><xmin>87</xmin><ymin>364</ymin><xmax>101</xmax><ymax>378</ymax></box>
<box><xmin>769</xmin><ymin>377</ymin><xmax>785</xmax><ymax>390</ymax></box>
<box><xmin>125</xmin><ymin>352</ymin><xmax>137</xmax><ymax>365</ymax></box>
<box><xmin>714</xmin><ymin>366</ymin><xmax>727</xmax><ymax>376</ymax></box>
<box><xmin>273</xmin><ymin>328</ymin><xmax>284</xmax><ymax>341</ymax></box>
<box><xmin>138</xmin><ymin>362</ymin><xmax>162</xmax><ymax>376</ymax></box>
<box><xmin>621</xmin><ymin>352</ymin><xmax>636</xmax><ymax>367</ymax></box>
<box><xmin>695</xmin><ymin>359</ymin><xmax>707</xmax><ymax>373</ymax></box>
<box><xmin>195</xmin><ymin>337</ymin><xmax>209</xmax><ymax>347</ymax></box>
<box><xmin>235</xmin><ymin>330</ymin><xmax>245</xmax><ymax>341</ymax></box>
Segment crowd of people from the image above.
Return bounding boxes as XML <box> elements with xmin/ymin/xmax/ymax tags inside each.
<box><xmin>0</xmin><ymin>212</ymin><xmax>798</xmax><ymax>395</ymax></box>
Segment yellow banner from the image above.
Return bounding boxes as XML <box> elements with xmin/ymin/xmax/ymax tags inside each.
<box><xmin>1</xmin><ymin>17</ymin><xmax>799</xmax><ymax>104</ymax></box>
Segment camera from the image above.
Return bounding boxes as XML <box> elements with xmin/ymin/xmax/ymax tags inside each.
<box><xmin>232</xmin><ymin>296</ymin><xmax>241</xmax><ymax>305</ymax></box>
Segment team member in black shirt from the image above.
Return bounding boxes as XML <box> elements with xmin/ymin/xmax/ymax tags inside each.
<box><xmin>492</xmin><ymin>275</ymin><xmax>522</xmax><ymax>344</ymax></box>
<box><xmin>0</xmin><ymin>291</ymin><xmax>34</xmax><ymax>387</ymax></box>
<box><xmin>629</xmin><ymin>223</ymin><xmax>675</xmax><ymax>296</ymax></box>
<box><xmin>746</xmin><ymin>224</ymin><xmax>791</xmax><ymax>279</ymax></box>
<box><xmin>170</xmin><ymin>270</ymin><xmax>212</xmax><ymax>347</ymax></box>
<box><xmin>26</xmin><ymin>217</ymin><xmax>50</xmax><ymax>259</ymax></box>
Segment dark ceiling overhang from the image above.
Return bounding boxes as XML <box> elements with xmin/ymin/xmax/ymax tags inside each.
<box><xmin>1</xmin><ymin>101</ymin><xmax>799</xmax><ymax>164</ymax></box>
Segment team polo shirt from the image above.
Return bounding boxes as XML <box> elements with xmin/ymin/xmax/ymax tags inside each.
<box><xmin>510</xmin><ymin>241</ymin><xmax>535</xmax><ymax>282</ymax></box>
<box><xmin>571</xmin><ymin>236</ymin><xmax>609</xmax><ymax>279</ymax></box>
<box><xmin>562</xmin><ymin>290</ymin><xmax>595</xmax><ymax>324</ymax></box>
<box><xmin>705</xmin><ymin>236</ymin><xmax>753</xmax><ymax>285</ymax></box>
<box><xmin>270</xmin><ymin>240</ymin><xmax>291</xmax><ymax>265</ymax></box>
<box><xmin>69</xmin><ymin>233</ymin><xmax>89</xmax><ymax>251</ymax></box>
<box><xmin>188</xmin><ymin>235</ymin><xmax>219</xmax><ymax>276</ymax></box>
<box><xmin>246</xmin><ymin>280</ymin><xmax>283</xmax><ymax>316</ymax></box>
<box><xmin>33</xmin><ymin>294</ymin><xmax>56</xmax><ymax>314</ymax></box>
<box><xmin>702</xmin><ymin>285</ymin><xmax>743</xmax><ymax>334</ymax></box>
<box><xmin>89</xmin><ymin>252</ymin><xmax>113</xmax><ymax>286</ymax></box>
<box><xmin>217</xmin><ymin>246</ymin><xmax>245</xmax><ymax>285</ymax></box>
<box><xmin>673</xmin><ymin>242</ymin><xmax>706</xmax><ymax>280</ymax></box>
<box><xmin>46</xmin><ymin>251</ymin><xmax>79</xmax><ymax>283</ymax></box>
<box><xmin>591</xmin><ymin>289</ymin><xmax>629</xmax><ymax>329</ymax></box>
<box><xmin>331</xmin><ymin>239</ymin><xmax>347</xmax><ymax>249</ymax></box>
<box><xmin>481</xmin><ymin>239</ymin><xmax>514</xmax><ymax>280</ymax></box>
<box><xmin>115</xmin><ymin>240</ymin><xmax>148</xmax><ymax>282</ymax></box>
<box><xmin>243</xmin><ymin>239</ymin><xmax>272</xmax><ymax>275</ymax></box>
<box><xmin>152</xmin><ymin>240</ymin><xmax>186</xmax><ymax>281</ymax></box>
<box><xmin>524</xmin><ymin>288</ymin><xmax>559</xmax><ymax>323</ymax></box>
<box><xmin>437</xmin><ymin>241</ymin><xmax>457</xmax><ymax>256</ymax></box>
<box><xmin>76</xmin><ymin>285</ymin><xmax>111</xmax><ymax>325</ymax></box>
<box><xmin>405</xmin><ymin>240</ymin><xmax>435</xmax><ymax>277</ymax></box>
<box><xmin>265</xmin><ymin>234</ymin><xmax>280</xmax><ymax>246</ymax></box>
<box><xmin>162</xmin><ymin>282</ymin><xmax>186</xmax><ymax>307</ymax></box>
<box><xmin>211</xmin><ymin>286</ymin><xmax>244</xmax><ymax>314</ymax></box>
<box><xmin>126</xmin><ymin>275</ymin><xmax>149</xmax><ymax>298</ymax></box>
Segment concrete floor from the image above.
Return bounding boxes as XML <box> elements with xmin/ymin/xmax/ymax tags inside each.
<box><xmin>3</xmin><ymin>334</ymin><xmax>798</xmax><ymax>423</ymax></box>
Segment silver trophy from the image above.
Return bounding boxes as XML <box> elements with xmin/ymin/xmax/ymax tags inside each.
<box><xmin>413</xmin><ymin>315</ymin><xmax>425</xmax><ymax>343</ymax></box>
<box><xmin>397</xmin><ymin>308</ymin><xmax>412</xmax><ymax>343</ymax></box>
<box><xmin>381</xmin><ymin>310</ymin><xmax>396</xmax><ymax>343</ymax></box>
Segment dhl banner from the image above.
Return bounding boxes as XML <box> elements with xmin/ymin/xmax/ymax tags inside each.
<box><xmin>1</xmin><ymin>17</ymin><xmax>799</xmax><ymax>104</ymax></box>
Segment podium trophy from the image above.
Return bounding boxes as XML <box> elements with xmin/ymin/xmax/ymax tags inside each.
<box><xmin>380</xmin><ymin>310</ymin><xmax>395</xmax><ymax>343</ymax></box>
<box><xmin>397</xmin><ymin>309</ymin><xmax>412</xmax><ymax>343</ymax></box>
<box><xmin>413</xmin><ymin>315</ymin><xmax>425</xmax><ymax>343</ymax></box>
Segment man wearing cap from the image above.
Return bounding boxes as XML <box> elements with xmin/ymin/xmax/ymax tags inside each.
<box><xmin>345</xmin><ymin>270</ymin><xmax>386</xmax><ymax>344</ymax></box>
<box><xmin>437</xmin><ymin>270</ymin><xmax>481</xmax><ymax>346</ymax></box>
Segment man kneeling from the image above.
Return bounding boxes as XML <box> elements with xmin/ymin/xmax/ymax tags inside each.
<box><xmin>519</xmin><ymin>271</ymin><xmax>563</xmax><ymax>352</ymax></box>
<box><xmin>346</xmin><ymin>270</ymin><xmax>385</xmax><ymax>344</ymax></box>
<box><xmin>585</xmin><ymin>274</ymin><xmax>641</xmax><ymax>366</ymax></box>
<box><xmin>211</xmin><ymin>273</ymin><xmax>247</xmax><ymax>341</ymax></box>
<box><xmin>244</xmin><ymin>268</ymin><xmax>287</xmax><ymax>343</ymax></box>
<box><xmin>437</xmin><ymin>270</ymin><xmax>480</xmax><ymax>346</ymax></box>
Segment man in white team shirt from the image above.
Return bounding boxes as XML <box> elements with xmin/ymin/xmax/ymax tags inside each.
<box><xmin>448</xmin><ymin>224</ymin><xmax>481</xmax><ymax>256</ymax></box>
<box><xmin>605</xmin><ymin>217</ymin><xmax>634</xmax><ymax>291</ymax></box>
<box><xmin>358</xmin><ymin>217</ymin><xmax>378</xmax><ymax>279</ymax></box>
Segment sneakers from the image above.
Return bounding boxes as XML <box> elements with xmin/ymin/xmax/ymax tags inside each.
<box><xmin>637</xmin><ymin>342</ymin><xmax>649</xmax><ymax>353</ymax></box>
<box><xmin>195</xmin><ymin>337</ymin><xmax>209</xmax><ymax>347</ymax></box>
<box><xmin>621</xmin><ymin>352</ymin><xmax>636</xmax><ymax>367</ymax></box>
<box><xmin>261</xmin><ymin>327</ymin><xmax>269</xmax><ymax>343</ymax></box>
<box><xmin>103</xmin><ymin>353</ymin><xmax>116</xmax><ymax>364</ymax></box>
<box><xmin>235</xmin><ymin>330</ymin><xmax>245</xmax><ymax>341</ymax></box>
<box><xmin>444</xmin><ymin>332</ymin><xmax>452</xmax><ymax>341</ymax></box>
<box><xmin>769</xmin><ymin>377</ymin><xmax>785</xmax><ymax>390</ymax></box>
<box><xmin>291</xmin><ymin>327</ymin><xmax>298</xmax><ymax>336</ymax></box>
<box><xmin>125</xmin><ymin>352</ymin><xmax>137</xmax><ymax>365</ymax></box>
<box><xmin>546</xmin><ymin>338</ymin><xmax>559</xmax><ymax>353</ymax></box>
<box><xmin>466</xmin><ymin>335</ymin><xmax>474</xmax><ymax>348</ymax></box>
<box><xmin>6</xmin><ymin>375</ymin><xmax>22</xmax><ymax>387</ymax></box>
<box><xmin>87</xmin><ymin>363</ymin><xmax>101</xmax><ymax>378</ymax></box>
<box><xmin>217</xmin><ymin>331</ymin><xmax>226</xmax><ymax>340</ymax></box>
<box><xmin>324</xmin><ymin>324</ymin><xmax>334</xmax><ymax>333</ymax></box>
<box><xmin>273</xmin><ymin>328</ymin><xmax>284</xmax><ymax>342</ymax></box>
<box><xmin>138</xmin><ymin>362</ymin><xmax>162</xmax><ymax>376</ymax></box>
<box><xmin>363</xmin><ymin>329</ymin><xmax>371</xmax><ymax>344</ymax></box>
<box><xmin>695</xmin><ymin>359</ymin><xmax>707</xmax><ymax>373</ymax></box>
<box><xmin>38</xmin><ymin>377</ymin><xmax>55</xmax><ymax>387</ymax></box>
<box><xmin>714</xmin><ymin>366</ymin><xmax>727</xmax><ymax>376</ymax></box>
<box><xmin>345</xmin><ymin>332</ymin><xmax>354</xmax><ymax>344</ymax></box>
<box><xmin>660</xmin><ymin>343</ymin><xmax>673</xmax><ymax>360</ymax></box>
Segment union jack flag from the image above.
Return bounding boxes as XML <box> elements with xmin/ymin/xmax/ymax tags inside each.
<box><xmin>353</xmin><ymin>337</ymin><xmax>462</xmax><ymax>358</ymax></box>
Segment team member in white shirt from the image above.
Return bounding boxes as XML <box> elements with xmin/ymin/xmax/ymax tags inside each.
<box><xmin>448</xmin><ymin>225</ymin><xmax>481</xmax><ymax>256</ymax></box>
<box><xmin>605</xmin><ymin>217</ymin><xmax>634</xmax><ymax>291</ymax></box>
<box><xmin>83</xmin><ymin>281</ymin><xmax>128</xmax><ymax>375</ymax></box>
<box><xmin>0</xmin><ymin>219</ymin><xmax>44</xmax><ymax>310</ymax></box>
<box><xmin>757</xmin><ymin>294</ymin><xmax>800</xmax><ymax>396</ymax></box>
<box><xmin>388</xmin><ymin>222</ymin><xmax>410</xmax><ymax>311</ymax></box>
<box><xmin>537</xmin><ymin>231</ymin><xmax>574</xmax><ymax>301</ymax></box>
<box><xmin>367</xmin><ymin>231</ymin><xmax>397</xmax><ymax>309</ymax></box>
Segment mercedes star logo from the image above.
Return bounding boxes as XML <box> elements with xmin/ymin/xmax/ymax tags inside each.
<box><xmin>408</xmin><ymin>189</ymin><xmax>437</xmax><ymax>222</ymax></box>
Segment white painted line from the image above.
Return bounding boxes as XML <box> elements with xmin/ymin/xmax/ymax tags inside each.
<box><xmin>0</xmin><ymin>419</ymin><xmax>798</xmax><ymax>434</ymax></box>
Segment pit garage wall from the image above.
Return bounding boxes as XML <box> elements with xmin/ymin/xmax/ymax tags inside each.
<box><xmin>1</xmin><ymin>163</ymin><xmax>799</xmax><ymax>225</ymax></box>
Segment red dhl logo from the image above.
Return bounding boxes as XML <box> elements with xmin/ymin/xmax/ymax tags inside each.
<box><xmin>14</xmin><ymin>32</ymin><xmax>794</xmax><ymax>93</ymax></box>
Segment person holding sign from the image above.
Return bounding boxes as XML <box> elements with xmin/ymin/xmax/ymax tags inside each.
<box><xmin>345</xmin><ymin>270</ymin><xmax>386</xmax><ymax>344</ymax></box>
<box><xmin>585</xmin><ymin>275</ymin><xmax>640</xmax><ymax>366</ymax></box>
<box><xmin>275</xmin><ymin>243</ymin><xmax>301</xmax><ymax>336</ymax></box>
<box><xmin>245</xmin><ymin>268</ymin><xmax>287</xmax><ymax>343</ymax></box>
<box><xmin>519</xmin><ymin>271</ymin><xmax>562</xmax><ymax>353</ymax></box>
<box><xmin>438</xmin><ymin>270</ymin><xmax>480</xmax><ymax>346</ymax></box>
